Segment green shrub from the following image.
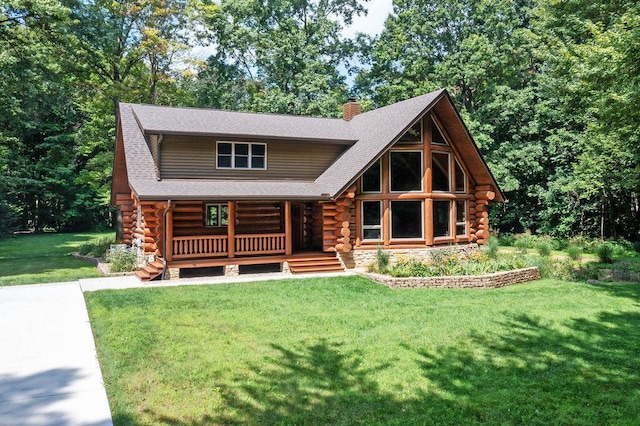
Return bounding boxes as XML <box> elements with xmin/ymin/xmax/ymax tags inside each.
<box><xmin>496</xmin><ymin>233</ymin><xmax>516</xmax><ymax>247</ymax></box>
<box><xmin>596</xmin><ymin>242</ymin><xmax>614</xmax><ymax>264</ymax></box>
<box><xmin>375</xmin><ymin>245</ymin><xmax>390</xmax><ymax>273</ymax></box>
<box><xmin>106</xmin><ymin>247</ymin><xmax>138</xmax><ymax>272</ymax></box>
<box><xmin>536</xmin><ymin>241</ymin><xmax>553</xmax><ymax>257</ymax></box>
<box><xmin>566</xmin><ymin>245</ymin><xmax>583</xmax><ymax>262</ymax></box>
<box><xmin>78</xmin><ymin>236</ymin><xmax>114</xmax><ymax>257</ymax></box>
<box><xmin>482</xmin><ymin>237</ymin><xmax>500</xmax><ymax>259</ymax></box>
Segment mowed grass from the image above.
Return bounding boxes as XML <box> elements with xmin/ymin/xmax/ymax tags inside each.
<box><xmin>86</xmin><ymin>276</ymin><xmax>640</xmax><ymax>425</ymax></box>
<box><xmin>0</xmin><ymin>232</ymin><xmax>113</xmax><ymax>285</ymax></box>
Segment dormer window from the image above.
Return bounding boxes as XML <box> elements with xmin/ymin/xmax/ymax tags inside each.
<box><xmin>217</xmin><ymin>142</ymin><xmax>266</xmax><ymax>169</ymax></box>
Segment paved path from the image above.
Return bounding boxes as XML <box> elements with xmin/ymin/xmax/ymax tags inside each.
<box><xmin>0</xmin><ymin>271</ymin><xmax>355</xmax><ymax>425</ymax></box>
<box><xmin>0</xmin><ymin>283</ymin><xmax>112</xmax><ymax>426</ymax></box>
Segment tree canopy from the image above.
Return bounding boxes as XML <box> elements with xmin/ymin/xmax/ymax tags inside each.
<box><xmin>0</xmin><ymin>0</ymin><xmax>638</xmax><ymax>241</ymax></box>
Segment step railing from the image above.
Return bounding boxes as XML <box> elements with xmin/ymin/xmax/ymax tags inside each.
<box><xmin>235</xmin><ymin>233</ymin><xmax>286</xmax><ymax>255</ymax></box>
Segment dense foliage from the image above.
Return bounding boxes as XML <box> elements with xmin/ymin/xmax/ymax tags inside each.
<box><xmin>1</xmin><ymin>0</ymin><xmax>638</xmax><ymax>240</ymax></box>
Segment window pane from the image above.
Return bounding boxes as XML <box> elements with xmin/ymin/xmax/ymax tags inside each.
<box><xmin>391</xmin><ymin>201</ymin><xmax>422</xmax><ymax>239</ymax></box>
<box><xmin>397</xmin><ymin>121</ymin><xmax>422</xmax><ymax>144</ymax></box>
<box><xmin>235</xmin><ymin>143</ymin><xmax>249</xmax><ymax>155</ymax></box>
<box><xmin>433</xmin><ymin>200</ymin><xmax>450</xmax><ymax>237</ymax></box>
<box><xmin>363</xmin><ymin>229</ymin><xmax>381</xmax><ymax>240</ymax></box>
<box><xmin>432</xmin><ymin>152</ymin><xmax>450</xmax><ymax>192</ymax></box>
<box><xmin>362</xmin><ymin>159</ymin><xmax>381</xmax><ymax>192</ymax></box>
<box><xmin>218</xmin><ymin>143</ymin><xmax>232</xmax><ymax>155</ymax></box>
<box><xmin>362</xmin><ymin>201</ymin><xmax>381</xmax><ymax>226</ymax></box>
<box><xmin>455</xmin><ymin>159</ymin><xmax>465</xmax><ymax>192</ymax></box>
<box><xmin>390</xmin><ymin>151</ymin><xmax>422</xmax><ymax>192</ymax></box>
<box><xmin>252</xmin><ymin>156</ymin><xmax>265</xmax><ymax>169</ymax></box>
<box><xmin>251</xmin><ymin>144</ymin><xmax>265</xmax><ymax>156</ymax></box>
<box><xmin>431</xmin><ymin>118</ymin><xmax>448</xmax><ymax>145</ymax></box>
<box><xmin>220</xmin><ymin>205</ymin><xmax>229</xmax><ymax>226</ymax></box>
<box><xmin>235</xmin><ymin>156</ymin><xmax>249</xmax><ymax>168</ymax></box>
<box><xmin>217</xmin><ymin>155</ymin><xmax>232</xmax><ymax>168</ymax></box>
<box><xmin>456</xmin><ymin>200</ymin><xmax>466</xmax><ymax>236</ymax></box>
<box><xmin>206</xmin><ymin>205</ymin><xmax>219</xmax><ymax>227</ymax></box>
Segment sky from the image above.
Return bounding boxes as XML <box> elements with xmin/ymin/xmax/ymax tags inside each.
<box><xmin>344</xmin><ymin>0</ymin><xmax>394</xmax><ymax>38</ymax></box>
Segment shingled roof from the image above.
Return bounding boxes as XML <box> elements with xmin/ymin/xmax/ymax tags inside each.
<box><xmin>114</xmin><ymin>89</ymin><xmax>504</xmax><ymax>202</ymax></box>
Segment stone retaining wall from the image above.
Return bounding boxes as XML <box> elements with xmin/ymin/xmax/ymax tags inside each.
<box><xmin>339</xmin><ymin>244</ymin><xmax>479</xmax><ymax>270</ymax></box>
<box><xmin>361</xmin><ymin>267</ymin><xmax>541</xmax><ymax>289</ymax></box>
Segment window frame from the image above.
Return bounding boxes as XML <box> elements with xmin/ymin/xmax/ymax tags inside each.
<box><xmin>431</xmin><ymin>116</ymin><xmax>450</xmax><ymax>146</ymax></box>
<box><xmin>455</xmin><ymin>200</ymin><xmax>467</xmax><ymax>237</ymax></box>
<box><xmin>433</xmin><ymin>200</ymin><xmax>451</xmax><ymax>239</ymax></box>
<box><xmin>390</xmin><ymin>200</ymin><xmax>424</xmax><ymax>240</ymax></box>
<box><xmin>454</xmin><ymin>158</ymin><xmax>466</xmax><ymax>193</ymax></box>
<box><xmin>216</xmin><ymin>141</ymin><xmax>267</xmax><ymax>170</ymax></box>
<box><xmin>205</xmin><ymin>203</ymin><xmax>229</xmax><ymax>228</ymax></box>
<box><xmin>389</xmin><ymin>149</ymin><xmax>424</xmax><ymax>193</ymax></box>
<box><xmin>361</xmin><ymin>200</ymin><xmax>383</xmax><ymax>241</ymax></box>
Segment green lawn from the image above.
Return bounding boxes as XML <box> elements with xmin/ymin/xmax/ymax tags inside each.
<box><xmin>86</xmin><ymin>276</ymin><xmax>640</xmax><ymax>425</ymax></box>
<box><xmin>0</xmin><ymin>231</ymin><xmax>113</xmax><ymax>285</ymax></box>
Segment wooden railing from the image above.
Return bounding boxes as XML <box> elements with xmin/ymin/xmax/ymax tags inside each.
<box><xmin>172</xmin><ymin>235</ymin><xmax>228</xmax><ymax>259</ymax></box>
<box><xmin>171</xmin><ymin>233</ymin><xmax>286</xmax><ymax>259</ymax></box>
<box><xmin>235</xmin><ymin>233</ymin><xmax>286</xmax><ymax>255</ymax></box>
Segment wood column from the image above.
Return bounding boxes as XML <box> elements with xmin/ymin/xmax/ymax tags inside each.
<box><xmin>284</xmin><ymin>201</ymin><xmax>292</xmax><ymax>255</ymax></box>
<box><xmin>228</xmin><ymin>201</ymin><xmax>236</xmax><ymax>258</ymax></box>
<box><xmin>424</xmin><ymin>116</ymin><xmax>433</xmax><ymax>246</ymax></box>
<box><xmin>383</xmin><ymin>199</ymin><xmax>390</xmax><ymax>246</ymax></box>
<box><xmin>425</xmin><ymin>198</ymin><xmax>434</xmax><ymax>246</ymax></box>
<box><xmin>165</xmin><ymin>205</ymin><xmax>174</xmax><ymax>261</ymax></box>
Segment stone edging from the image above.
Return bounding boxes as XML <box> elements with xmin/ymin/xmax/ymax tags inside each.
<box><xmin>360</xmin><ymin>267</ymin><xmax>541</xmax><ymax>289</ymax></box>
<box><xmin>70</xmin><ymin>252</ymin><xmax>134</xmax><ymax>276</ymax></box>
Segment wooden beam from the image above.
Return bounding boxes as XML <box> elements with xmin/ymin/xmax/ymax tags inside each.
<box><xmin>424</xmin><ymin>116</ymin><xmax>432</xmax><ymax>193</ymax></box>
<box><xmin>383</xmin><ymin>199</ymin><xmax>390</xmax><ymax>246</ymax></box>
<box><xmin>425</xmin><ymin>198</ymin><xmax>434</xmax><ymax>246</ymax></box>
<box><xmin>166</xmin><ymin>206</ymin><xmax>173</xmax><ymax>261</ymax></box>
<box><xmin>284</xmin><ymin>201</ymin><xmax>292</xmax><ymax>255</ymax></box>
<box><xmin>228</xmin><ymin>201</ymin><xmax>236</xmax><ymax>258</ymax></box>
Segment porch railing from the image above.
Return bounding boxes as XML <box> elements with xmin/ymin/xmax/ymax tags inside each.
<box><xmin>172</xmin><ymin>235</ymin><xmax>228</xmax><ymax>259</ymax></box>
<box><xmin>235</xmin><ymin>233</ymin><xmax>286</xmax><ymax>255</ymax></box>
<box><xmin>171</xmin><ymin>233</ymin><xmax>286</xmax><ymax>259</ymax></box>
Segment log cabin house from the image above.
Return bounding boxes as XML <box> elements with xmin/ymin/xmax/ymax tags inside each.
<box><xmin>111</xmin><ymin>89</ymin><xmax>503</xmax><ymax>280</ymax></box>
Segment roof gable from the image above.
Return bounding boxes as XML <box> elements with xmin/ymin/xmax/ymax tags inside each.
<box><xmin>113</xmin><ymin>90</ymin><xmax>503</xmax><ymax>202</ymax></box>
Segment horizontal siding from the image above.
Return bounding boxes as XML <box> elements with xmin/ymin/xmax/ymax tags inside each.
<box><xmin>160</xmin><ymin>135</ymin><xmax>346</xmax><ymax>180</ymax></box>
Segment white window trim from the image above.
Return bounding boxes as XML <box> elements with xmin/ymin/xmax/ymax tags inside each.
<box><xmin>396</xmin><ymin>120</ymin><xmax>423</xmax><ymax>145</ymax></box>
<box><xmin>361</xmin><ymin>200</ymin><xmax>383</xmax><ymax>241</ymax></box>
<box><xmin>389</xmin><ymin>150</ymin><xmax>424</xmax><ymax>193</ymax></box>
<box><xmin>216</xmin><ymin>141</ymin><xmax>267</xmax><ymax>170</ymax></box>
<box><xmin>390</xmin><ymin>200</ymin><xmax>424</xmax><ymax>241</ymax></box>
<box><xmin>361</xmin><ymin>159</ymin><xmax>382</xmax><ymax>194</ymax></box>
<box><xmin>205</xmin><ymin>203</ymin><xmax>229</xmax><ymax>227</ymax></box>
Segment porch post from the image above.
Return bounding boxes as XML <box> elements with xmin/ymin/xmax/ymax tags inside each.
<box><xmin>284</xmin><ymin>201</ymin><xmax>292</xmax><ymax>255</ymax></box>
<box><xmin>166</xmin><ymin>205</ymin><xmax>174</xmax><ymax>261</ymax></box>
<box><xmin>228</xmin><ymin>201</ymin><xmax>236</xmax><ymax>258</ymax></box>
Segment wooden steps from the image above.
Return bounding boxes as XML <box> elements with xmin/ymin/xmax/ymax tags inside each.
<box><xmin>134</xmin><ymin>260</ymin><xmax>165</xmax><ymax>281</ymax></box>
<box><xmin>287</xmin><ymin>254</ymin><xmax>344</xmax><ymax>274</ymax></box>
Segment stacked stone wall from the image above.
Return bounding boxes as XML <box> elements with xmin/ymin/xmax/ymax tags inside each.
<box><xmin>362</xmin><ymin>267</ymin><xmax>541</xmax><ymax>289</ymax></box>
<box><xmin>339</xmin><ymin>244</ymin><xmax>479</xmax><ymax>270</ymax></box>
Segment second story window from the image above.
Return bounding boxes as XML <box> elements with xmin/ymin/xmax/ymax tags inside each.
<box><xmin>217</xmin><ymin>142</ymin><xmax>267</xmax><ymax>169</ymax></box>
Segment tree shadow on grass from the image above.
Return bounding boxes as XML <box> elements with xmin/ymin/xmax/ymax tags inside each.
<box><xmin>412</xmin><ymin>310</ymin><xmax>640</xmax><ymax>425</ymax></box>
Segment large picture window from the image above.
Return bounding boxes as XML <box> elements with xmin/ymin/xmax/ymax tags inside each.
<box><xmin>362</xmin><ymin>201</ymin><xmax>382</xmax><ymax>240</ymax></box>
<box><xmin>391</xmin><ymin>201</ymin><xmax>423</xmax><ymax>239</ymax></box>
<box><xmin>432</xmin><ymin>152</ymin><xmax>450</xmax><ymax>192</ymax></box>
<box><xmin>433</xmin><ymin>200</ymin><xmax>450</xmax><ymax>237</ymax></box>
<box><xmin>217</xmin><ymin>142</ymin><xmax>266</xmax><ymax>169</ymax></box>
<box><xmin>390</xmin><ymin>151</ymin><xmax>422</xmax><ymax>192</ymax></box>
<box><xmin>361</xmin><ymin>159</ymin><xmax>381</xmax><ymax>193</ymax></box>
<box><xmin>205</xmin><ymin>204</ymin><xmax>229</xmax><ymax>227</ymax></box>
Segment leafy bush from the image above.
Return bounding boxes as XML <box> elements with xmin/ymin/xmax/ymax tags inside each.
<box><xmin>482</xmin><ymin>236</ymin><xmax>500</xmax><ymax>259</ymax></box>
<box><xmin>595</xmin><ymin>242</ymin><xmax>614</xmax><ymax>264</ymax></box>
<box><xmin>496</xmin><ymin>233</ymin><xmax>516</xmax><ymax>247</ymax></box>
<box><xmin>375</xmin><ymin>245</ymin><xmax>390</xmax><ymax>273</ymax></box>
<box><xmin>78</xmin><ymin>236</ymin><xmax>114</xmax><ymax>257</ymax></box>
<box><xmin>106</xmin><ymin>247</ymin><xmax>138</xmax><ymax>272</ymax></box>
<box><xmin>536</xmin><ymin>241</ymin><xmax>553</xmax><ymax>257</ymax></box>
<box><xmin>566</xmin><ymin>245</ymin><xmax>583</xmax><ymax>262</ymax></box>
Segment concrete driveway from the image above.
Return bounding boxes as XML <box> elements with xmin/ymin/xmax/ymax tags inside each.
<box><xmin>0</xmin><ymin>282</ymin><xmax>112</xmax><ymax>426</ymax></box>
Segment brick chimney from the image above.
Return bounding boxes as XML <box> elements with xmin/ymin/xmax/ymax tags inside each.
<box><xmin>342</xmin><ymin>97</ymin><xmax>362</xmax><ymax>121</ymax></box>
